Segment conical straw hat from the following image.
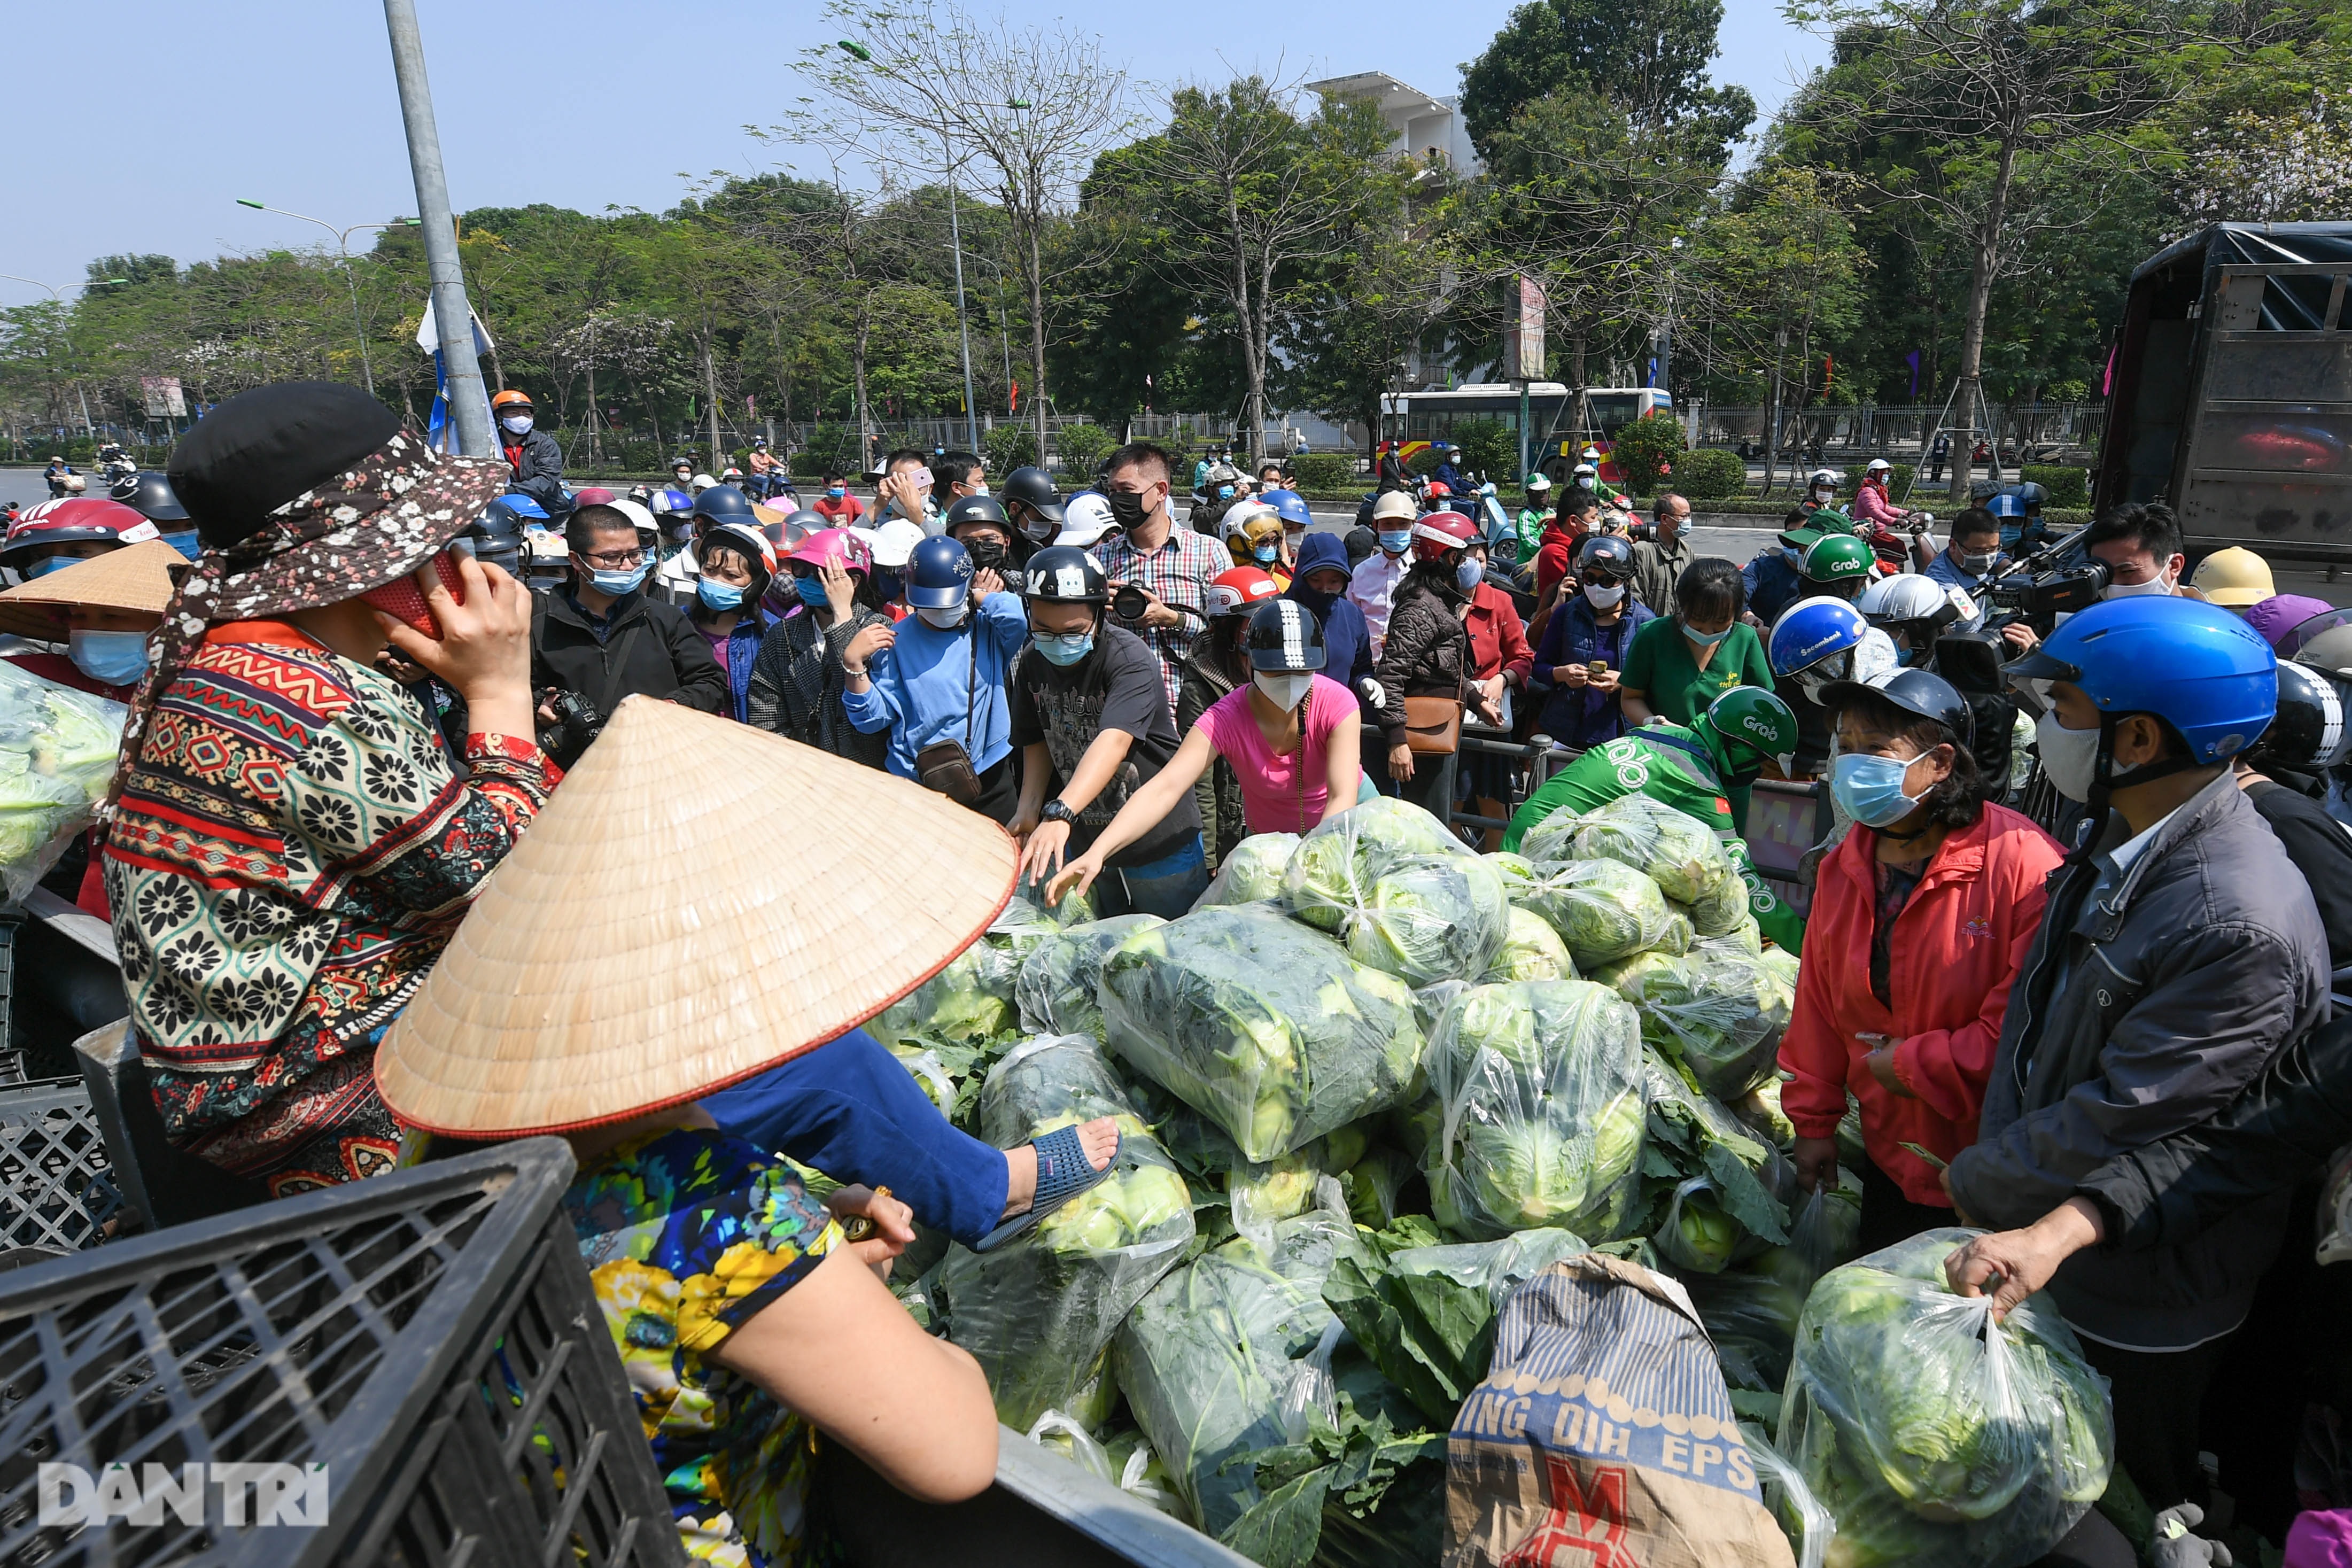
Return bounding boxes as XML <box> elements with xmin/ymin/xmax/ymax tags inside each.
<box><xmin>375</xmin><ymin>695</ymin><xmax>1018</xmax><ymax>1136</ymax></box>
<box><xmin>0</xmin><ymin>540</ymin><xmax>183</xmax><ymax>639</ymax></box>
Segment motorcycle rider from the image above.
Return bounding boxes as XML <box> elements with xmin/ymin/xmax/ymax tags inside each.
<box><xmin>491</xmin><ymin>390</ymin><xmax>570</xmax><ymax>519</ymax></box>
<box><xmin>1514</xmin><ymin>472</ymin><xmax>1554</xmax><ymax>561</ymax></box>
<box><xmin>44</xmin><ymin>455</ymin><xmax>81</xmax><ymax>498</ymax></box>
<box><xmin>2</xmin><ymin>497</ymin><xmax>163</xmax><ymax>584</ymax></box>
<box><xmin>1000</xmin><ymin>465</ymin><xmax>1062</xmax><ymax>546</ymax></box>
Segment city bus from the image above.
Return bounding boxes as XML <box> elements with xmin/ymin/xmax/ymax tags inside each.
<box><xmin>1381</xmin><ymin>383</ymin><xmax>1675</xmax><ymax>482</ymax></box>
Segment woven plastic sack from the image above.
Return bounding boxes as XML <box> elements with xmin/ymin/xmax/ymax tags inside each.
<box><xmin>936</xmin><ymin>1035</ymin><xmax>1196</xmax><ymax>1431</ymax></box>
<box><xmin>1013</xmin><ymin>913</ymin><xmax>1165</xmax><ymax>1037</ymax></box>
<box><xmin>1779</xmin><ymin>1230</ymin><xmax>2114</xmax><ymax>1568</ymax></box>
<box><xmin>1422</xmin><ymin>979</ymin><xmax>1647</xmax><ymax>1241</ymax></box>
<box><xmin>1099</xmin><ymin>904</ymin><xmax>1426</xmax><ymax>1161</ymax></box>
<box><xmin>1506</xmin><ymin>855</ymin><xmax>1680</xmax><ymax>968</ymax></box>
<box><xmin>0</xmin><ymin>661</ymin><xmax>126</xmax><ymax>901</ymax></box>
<box><xmin>1546</xmin><ymin>793</ymin><xmax>1746</xmax><ymax>920</ymax></box>
<box><xmin>1196</xmin><ymin>831</ymin><xmax>1297</xmax><ymax>907</ymax></box>
<box><xmin>1628</xmin><ymin>943</ymin><xmax>1797</xmax><ymax>1100</ymax></box>
<box><xmin>1280</xmin><ymin>797</ymin><xmax>1508</xmax><ymax>983</ymax></box>
<box><xmin>1483</xmin><ymin>905</ymin><xmax>1577</xmax><ymax>983</ymax></box>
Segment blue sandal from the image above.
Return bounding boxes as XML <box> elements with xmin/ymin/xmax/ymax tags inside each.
<box><xmin>973</xmin><ymin>1122</ymin><xmax>1122</xmax><ymax>1252</ymax></box>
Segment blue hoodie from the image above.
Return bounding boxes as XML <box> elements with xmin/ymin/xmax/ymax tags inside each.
<box><xmin>1284</xmin><ymin>532</ymin><xmax>1375</xmax><ymax>700</ymax></box>
<box><xmin>842</xmin><ymin>591</ymin><xmax>1028</xmax><ymax>779</ymax></box>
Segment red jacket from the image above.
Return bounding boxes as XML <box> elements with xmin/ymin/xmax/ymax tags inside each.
<box><xmin>1463</xmin><ymin>583</ymin><xmax>1533</xmax><ymax>685</ymax></box>
<box><xmin>1777</xmin><ymin>801</ymin><xmax>2064</xmax><ymax>1205</ymax></box>
<box><xmin>1532</xmin><ymin>523</ymin><xmax>1588</xmax><ymax>601</ymax></box>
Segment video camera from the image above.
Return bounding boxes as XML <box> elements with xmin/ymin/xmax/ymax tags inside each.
<box><xmin>1932</xmin><ymin>533</ymin><xmax>2105</xmax><ymax>695</ymax></box>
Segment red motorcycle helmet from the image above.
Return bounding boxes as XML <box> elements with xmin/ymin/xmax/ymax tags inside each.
<box><xmin>1410</xmin><ymin>508</ymin><xmax>1480</xmax><ymax>564</ymax></box>
<box><xmin>1207</xmin><ymin>565</ymin><xmax>1280</xmax><ymax>617</ymax></box>
<box><xmin>2</xmin><ymin>497</ymin><xmax>161</xmax><ymax>571</ymax></box>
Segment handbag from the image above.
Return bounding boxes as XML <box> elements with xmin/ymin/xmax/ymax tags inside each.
<box><xmin>1402</xmin><ymin>692</ymin><xmax>1463</xmax><ymax>755</ymax></box>
<box><xmin>912</xmin><ymin>619</ymin><xmax>987</xmax><ymax>804</ymax></box>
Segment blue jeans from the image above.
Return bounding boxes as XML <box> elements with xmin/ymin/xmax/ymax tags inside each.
<box><xmin>1095</xmin><ymin>833</ymin><xmax>1210</xmax><ymax>920</ymax></box>
<box><xmin>701</xmin><ymin>1027</ymin><xmax>1009</xmax><ymax>1248</ymax></box>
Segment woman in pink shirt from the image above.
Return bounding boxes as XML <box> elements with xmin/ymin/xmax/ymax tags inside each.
<box><xmin>1046</xmin><ymin>599</ymin><xmax>1360</xmax><ymax>905</ymax></box>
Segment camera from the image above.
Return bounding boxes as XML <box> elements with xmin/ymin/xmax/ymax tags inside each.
<box><xmin>1112</xmin><ymin>584</ymin><xmax>1150</xmax><ymax>623</ymax></box>
<box><xmin>1985</xmin><ymin>556</ymin><xmax>2108</xmax><ymax>628</ymax></box>
<box><xmin>536</xmin><ymin>689</ymin><xmax>606</xmax><ymax>765</ymax></box>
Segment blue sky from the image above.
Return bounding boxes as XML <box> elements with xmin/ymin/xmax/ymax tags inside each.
<box><xmin>6</xmin><ymin>0</ymin><xmax>1823</xmax><ymax>307</ymax></box>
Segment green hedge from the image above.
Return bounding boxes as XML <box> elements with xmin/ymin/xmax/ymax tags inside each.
<box><xmin>983</xmin><ymin>423</ymin><xmax>1041</xmax><ymax>475</ymax></box>
<box><xmin>1676</xmin><ymin>448</ymin><xmax>1748</xmax><ymax>500</ymax></box>
<box><xmin>1291</xmin><ymin>453</ymin><xmax>1359</xmax><ymax>492</ymax></box>
<box><xmin>1052</xmin><ymin>421</ymin><xmax>1115</xmax><ymax>476</ymax></box>
<box><xmin>2020</xmin><ymin>464</ymin><xmax>2089</xmax><ymax>508</ymax></box>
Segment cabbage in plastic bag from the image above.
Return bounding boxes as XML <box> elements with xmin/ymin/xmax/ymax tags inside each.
<box><xmin>1280</xmin><ymin>799</ymin><xmax>1506</xmax><ymax>983</ymax></box>
<box><xmin>937</xmin><ymin>1036</ymin><xmax>1197</xmax><ymax>1431</ymax></box>
<box><xmin>871</xmin><ymin>938</ymin><xmax>1016</xmax><ymax>1051</ymax></box>
<box><xmin>1422</xmin><ymin>980</ymin><xmax>1647</xmax><ymax>1240</ymax></box>
<box><xmin>0</xmin><ymin>662</ymin><xmax>127</xmax><ymax>901</ymax></box>
<box><xmin>1778</xmin><ymin>1230</ymin><xmax>2114</xmax><ymax>1568</ymax></box>
<box><xmin>1742</xmin><ymin>1420</ymin><xmax>1838</xmax><ymax>1568</ymax></box>
<box><xmin>1196</xmin><ymin>832</ymin><xmax>1298</xmax><ymax>908</ymax></box>
<box><xmin>1482</xmin><ymin>905</ymin><xmax>1577</xmax><ymax>983</ymax></box>
<box><xmin>1552</xmin><ymin>792</ymin><xmax>1745</xmax><ymax>914</ymax></box>
<box><xmin>1629</xmin><ymin>943</ymin><xmax>1796</xmax><ymax>1100</ymax></box>
<box><xmin>1099</xmin><ymin>904</ymin><xmax>1426</xmax><ymax>1161</ymax></box>
<box><xmin>1702</xmin><ymin>918</ymin><xmax>1765</xmax><ymax>958</ymax></box>
<box><xmin>1013</xmin><ymin>913</ymin><xmax>1166</xmax><ymax>1038</ymax></box>
<box><xmin>1505</xmin><ymin>856</ymin><xmax>1679</xmax><ymax>968</ymax></box>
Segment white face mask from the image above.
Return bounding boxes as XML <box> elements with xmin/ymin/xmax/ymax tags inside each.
<box><xmin>1583</xmin><ymin>583</ymin><xmax>1626</xmax><ymax>609</ymax></box>
<box><xmin>1254</xmin><ymin>671</ymin><xmax>1315</xmax><ymax>710</ymax></box>
<box><xmin>500</xmin><ymin>415</ymin><xmax>533</xmax><ymax>435</ymax></box>
<box><xmin>2102</xmin><ymin>570</ymin><xmax>2174</xmax><ymax>600</ymax></box>
<box><xmin>2036</xmin><ymin>709</ymin><xmax>2102</xmax><ymax>802</ymax></box>
<box><xmin>971</xmin><ymin>483</ymin><xmax>990</xmax><ymax>497</ymax></box>
<box><xmin>916</xmin><ymin>601</ymin><xmax>969</xmax><ymax>629</ymax></box>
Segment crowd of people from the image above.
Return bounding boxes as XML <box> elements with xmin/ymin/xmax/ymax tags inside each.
<box><xmin>5</xmin><ymin>378</ymin><xmax>2352</xmax><ymax>1567</ymax></box>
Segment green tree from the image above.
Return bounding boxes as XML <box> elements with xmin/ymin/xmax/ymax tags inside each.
<box><xmin>1458</xmin><ymin>0</ymin><xmax>1754</xmax><ymax>160</ymax></box>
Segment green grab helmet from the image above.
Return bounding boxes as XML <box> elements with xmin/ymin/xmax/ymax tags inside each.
<box><xmin>1805</xmin><ymin>507</ymin><xmax>1858</xmax><ymax>537</ymax></box>
<box><xmin>1697</xmin><ymin>686</ymin><xmax>1800</xmax><ymax>782</ymax></box>
<box><xmin>1800</xmin><ymin>533</ymin><xmax>1875</xmax><ymax>585</ymax></box>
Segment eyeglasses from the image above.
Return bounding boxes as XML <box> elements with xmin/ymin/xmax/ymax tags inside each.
<box><xmin>1582</xmin><ymin>570</ymin><xmax>1626</xmax><ymax>587</ymax></box>
<box><xmin>578</xmin><ymin>548</ymin><xmax>645</xmax><ymax>568</ymax></box>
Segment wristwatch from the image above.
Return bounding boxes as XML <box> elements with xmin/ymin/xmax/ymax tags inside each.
<box><xmin>1041</xmin><ymin>799</ymin><xmax>1077</xmax><ymax>826</ymax></box>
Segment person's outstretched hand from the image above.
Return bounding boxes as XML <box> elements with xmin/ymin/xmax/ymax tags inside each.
<box><xmin>375</xmin><ymin>553</ymin><xmax>533</xmax><ymax>740</ymax></box>
<box><xmin>1043</xmin><ymin>849</ymin><xmax>1105</xmax><ymax>910</ymax></box>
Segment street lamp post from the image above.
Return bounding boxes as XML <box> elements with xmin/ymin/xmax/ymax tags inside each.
<box><xmin>0</xmin><ymin>274</ymin><xmax>130</xmax><ymax>440</ymax></box>
<box><xmin>236</xmin><ymin>202</ymin><xmax>422</xmax><ymax>395</ymax></box>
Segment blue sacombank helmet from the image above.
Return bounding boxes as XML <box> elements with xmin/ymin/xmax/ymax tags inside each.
<box><xmin>1768</xmin><ymin>596</ymin><xmax>1868</xmax><ymax>679</ymax></box>
<box><xmin>2008</xmin><ymin>594</ymin><xmax>2277</xmax><ymax>765</ymax></box>
<box><xmin>905</xmin><ymin>534</ymin><xmax>974</xmax><ymax>610</ymax></box>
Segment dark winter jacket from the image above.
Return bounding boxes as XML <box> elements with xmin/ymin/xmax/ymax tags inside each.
<box><xmin>502</xmin><ymin>426</ymin><xmax>571</xmax><ymax>518</ymax></box>
<box><xmin>531</xmin><ymin>587</ymin><xmax>727</xmax><ymax>766</ymax></box>
<box><xmin>746</xmin><ymin>605</ymin><xmax>890</xmax><ymax>770</ymax></box>
<box><xmin>1948</xmin><ymin>769</ymin><xmax>2332</xmax><ymax>1350</ymax></box>
<box><xmin>1176</xmin><ymin>647</ymin><xmax>1250</xmax><ymax>871</ymax></box>
<box><xmin>1372</xmin><ymin>567</ymin><xmax>1470</xmax><ymax>749</ymax></box>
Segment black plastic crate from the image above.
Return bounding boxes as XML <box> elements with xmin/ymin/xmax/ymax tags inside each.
<box><xmin>0</xmin><ymin>1076</ymin><xmax>126</xmax><ymax>1253</ymax></box>
<box><xmin>0</xmin><ymin>1136</ymin><xmax>685</xmax><ymax>1567</ymax></box>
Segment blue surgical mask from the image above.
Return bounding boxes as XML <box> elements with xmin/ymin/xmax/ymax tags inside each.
<box><xmin>697</xmin><ymin>577</ymin><xmax>746</xmax><ymax>611</ymax></box>
<box><xmin>161</xmin><ymin>530</ymin><xmax>200</xmax><ymax>561</ymax></box>
<box><xmin>585</xmin><ymin>560</ymin><xmax>651</xmax><ymax>596</ymax></box>
<box><xmin>26</xmin><ymin>555</ymin><xmax>75</xmax><ymax>578</ymax></box>
<box><xmin>68</xmin><ymin>627</ymin><xmax>151</xmax><ymax>685</ymax></box>
<box><xmin>500</xmin><ymin>415</ymin><xmax>533</xmax><ymax>436</ymax></box>
<box><xmin>1378</xmin><ymin>530</ymin><xmax>1412</xmax><ymax>555</ymax></box>
<box><xmin>1253</xmin><ymin>542</ymin><xmax>1279</xmax><ymax>563</ymax></box>
<box><xmin>828</xmin><ymin>487</ymin><xmax>846</xmax><ymax>500</ymax></box>
<box><xmin>871</xmin><ymin>568</ymin><xmax>903</xmax><ymax>602</ymax></box>
<box><xmin>1830</xmin><ymin>751</ymin><xmax>1927</xmax><ymax>828</ymax></box>
<box><xmin>1033</xmin><ymin>630</ymin><xmax>1095</xmax><ymax>666</ymax></box>
<box><xmin>1682</xmin><ymin>622</ymin><xmax>1730</xmax><ymax>647</ymax></box>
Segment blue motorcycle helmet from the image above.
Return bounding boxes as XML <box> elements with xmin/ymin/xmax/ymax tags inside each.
<box><xmin>1769</xmin><ymin>596</ymin><xmax>1869</xmax><ymax>682</ymax></box>
<box><xmin>2008</xmin><ymin>594</ymin><xmax>2277</xmax><ymax>772</ymax></box>
<box><xmin>690</xmin><ymin>484</ymin><xmax>755</xmax><ymax>525</ymax></box>
<box><xmin>1261</xmin><ymin>489</ymin><xmax>1314</xmax><ymax>531</ymax></box>
<box><xmin>905</xmin><ymin>534</ymin><xmax>975</xmax><ymax>611</ymax></box>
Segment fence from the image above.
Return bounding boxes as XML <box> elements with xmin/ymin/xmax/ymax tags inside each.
<box><xmin>1695</xmin><ymin>402</ymin><xmax>2106</xmax><ymax>462</ymax></box>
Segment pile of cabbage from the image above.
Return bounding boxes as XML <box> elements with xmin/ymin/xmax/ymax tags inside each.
<box><xmin>0</xmin><ymin>662</ymin><xmax>126</xmax><ymax>901</ymax></box>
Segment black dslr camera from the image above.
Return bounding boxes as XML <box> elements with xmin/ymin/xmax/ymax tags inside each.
<box><xmin>536</xmin><ymin>689</ymin><xmax>607</xmax><ymax>764</ymax></box>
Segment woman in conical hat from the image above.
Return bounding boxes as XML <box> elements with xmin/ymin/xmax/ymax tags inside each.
<box><xmin>375</xmin><ymin>698</ymin><xmax>1122</xmax><ymax>1555</ymax></box>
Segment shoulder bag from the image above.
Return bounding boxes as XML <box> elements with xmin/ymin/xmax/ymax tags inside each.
<box><xmin>914</xmin><ymin>621</ymin><xmax>988</xmax><ymax>805</ymax></box>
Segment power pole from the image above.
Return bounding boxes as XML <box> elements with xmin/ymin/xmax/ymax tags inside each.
<box><xmin>382</xmin><ymin>0</ymin><xmax>492</xmax><ymax>458</ymax></box>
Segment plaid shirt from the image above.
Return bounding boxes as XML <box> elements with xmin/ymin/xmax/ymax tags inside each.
<box><xmin>1096</xmin><ymin>522</ymin><xmax>1229</xmax><ymax>712</ymax></box>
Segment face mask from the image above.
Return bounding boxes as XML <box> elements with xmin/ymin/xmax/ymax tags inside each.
<box><xmin>1682</xmin><ymin>622</ymin><xmax>1730</xmax><ymax>648</ymax></box>
<box><xmin>500</xmin><ymin>415</ymin><xmax>533</xmax><ymax>435</ymax></box>
<box><xmin>1718</xmin><ymin>740</ymin><xmax>1765</xmax><ymax>786</ymax></box>
<box><xmin>1830</xmin><ymin>751</ymin><xmax>1927</xmax><ymax>828</ymax></box>
<box><xmin>696</xmin><ymin>577</ymin><xmax>746</xmax><ymax>611</ymax></box>
<box><xmin>1032</xmin><ymin>630</ymin><xmax>1095</xmax><ymax>666</ymax></box>
<box><xmin>965</xmin><ymin>537</ymin><xmax>1006</xmax><ymax>571</ymax></box>
<box><xmin>1811</xmin><ymin>488</ymin><xmax>1834</xmax><ymax>504</ymax></box>
<box><xmin>1254</xmin><ymin>542</ymin><xmax>1280</xmax><ymax>564</ymax></box>
<box><xmin>1023</xmin><ymin>516</ymin><xmax>1056</xmax><ymax>542</ymax></box>
<box><xmin>1582</xmin><ymin>582</ymin><xmax>1626</xmax><ymax>610</ymax></box>
<box><xmin>971</xmin><ymin>483</ymin><xmax>990</xmax><ymax>498</ymax></box>
<box><xmin>26</xmin><ymin>555</ymin><xmax>75</xmax><ymax>578</ymax></box>
<box><xmin>161</xmin><ymin>530</ymin><xmax>200</xmax><ymax>561</ymax></box>
<box><xmin>827</xmin><ymin>487</ymin><xmax>846</xmax><ymax>500</ymax></box>
<box><xmin>1455</xmin><ymin>558</ymin><xmax>1485</xmax><ymax>593</ymax></box>
<box><xmin>917</xmin><ymin>601</ymin><xmax>969</xmax><ymax>629</ymax></box>
<box><xmin>1782</xmin><ymin>547</ymin><xmax>1805</xmax><ymax>569</ymax></box>
<box><xmin>584</xmin><ymin>559</ymin><xmax>651</xmax><ymax>596</ymax></box>
<box><xmin>1378</xmin><ymin>530</ymin><xmax>1412</xmax><ymax>555</ymax></box>
<box><xmin>1254</xmin><ymin>670</ymin><xmax>1314</xmax><ymax>710</ymax></box>
<box><xmin>2103</xmin><ymin>570</ymin><xmax>2173</xmax><ymax>600</ymax></box>
<box><xmin>1959</xmin><ymin>550</ymin><xmax>1997</xmax><ymax>575</ymax></box>
<box><xmin>871</xmin><ymin>568</ymin><xmax>903</xmax><ymax>602</ymax></box>
<box><xmin>68</xmin><ymin>627</ymin><xmax>150</xmax><ymax>685</ymax></box>
<box><xmin>2036</xmin><ymin>709</ymin><xmax>2102</xmax><ymax>802</ymax></box>
<box><xmin>765</xmin><ymin>579</ymin><xmax>801</xmax><ymax>615</ymax></box>
<box><xmin>1106</xmin><ymin>488</ymin><xmax>1151</xmax><ymax>530</ymax></box>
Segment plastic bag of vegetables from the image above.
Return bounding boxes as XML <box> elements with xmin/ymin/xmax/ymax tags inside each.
<box><xmin>1114</xmin><ymin>1222</ymin><xmax>1349</xmax><ymax>1536</ymax></box>
<box><xmin>1099</xmin><ymin>904</ymin><xmax>1426</xmax><ymax>1161</ymax></box>
<box><xmin>1628</xmin><ymin>943</ymin><xmax>1797</xmax><ymax>1100</ymax></box>
<box><xmin>1504</xmin><ymin>856</ymin><xmax>1680</xmax><ymax>968</ymax></box>
<box><xmin>870</xmin><ymin>937</ymin><xmax>1016</xmax><ymax>1052</ymax></box>
<box><xmin>936</xmin><ymin>1036</ymin><xmax>1197</xmax><ymax>1431</ymax></box>
<box><xmin>1680</xmin><ymin>1257</ymin><xmax>1810</xmax><ymax>1398</ymax></box>
<box><xmin>1196</xmin><ymin>831</ymin><xmax>1298</xmax><ymax>907</ymax></box>
<box><xmin>0</xmin><ymin>662</ymin><xmax>126</xmax><ymax>902</ymax></box>
<box><xmin>1778</xmin><ymin>1229</ymin><xmax>2114</xmax><ymax>1568</ymax></box>
<box><xmin>1530</xmin><ymin>793</ymin><xmax>1745</xmax><ymax>926</ymax></box>
<box><xmin>1421</xmin><ymin>979</ymin><xmax>1647</xmax><ymax>1241</ymax></box>
<box><xmin>1279</xmin><ymin>797</ymin><xmax>1508</xmax><ymax>984</ymax></box>
<box><xmin>1013</xmin><ymin>913</ymin><xmax>1165</xmax><ymax>1037</ymax></box>
<box><xmin>1482</xmin><ymin>905</ymin><xmax>1576</xmax><ymax>983</ymax></box>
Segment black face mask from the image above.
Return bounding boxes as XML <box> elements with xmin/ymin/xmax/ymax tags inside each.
<box><xmin>965</xmin><ymin>535</ymin><xmax>1007</xmax><ymax>572</ymax></box>
<box><xmin>1106</xmin><ymin>488</ymin><xmax>1151</xmax><ymax>530</ymax></box>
